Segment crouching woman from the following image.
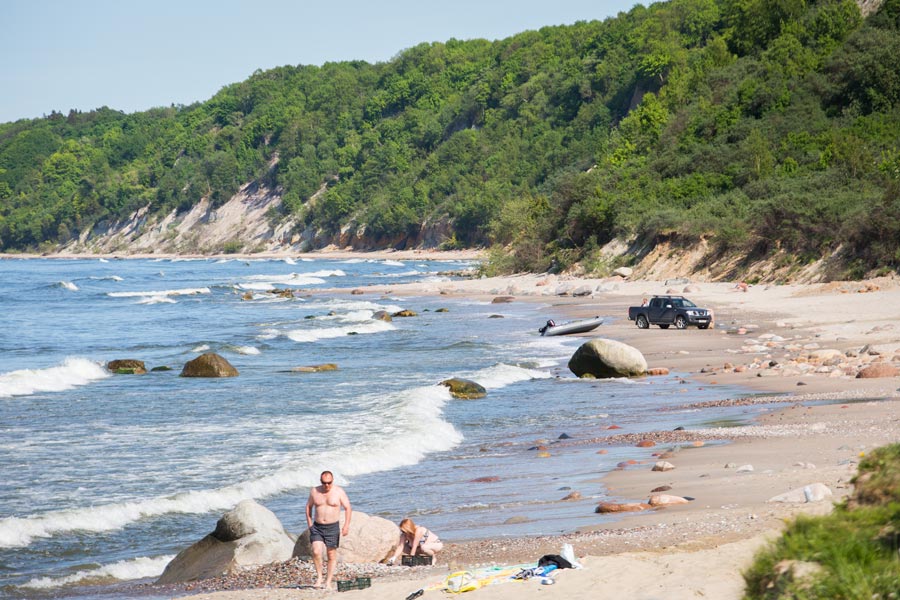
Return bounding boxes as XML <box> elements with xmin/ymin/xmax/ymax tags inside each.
<box><xmin>387</xmin><ymin>518</ymin><xmax>443</xmax><ymax>565</ymax></box>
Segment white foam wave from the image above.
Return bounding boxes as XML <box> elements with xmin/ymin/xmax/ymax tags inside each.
<box><xmin>0</xmin><ymin>382</ymin><xmax>461</xmax><ymax>549</ymax></box>
<box><xmin>286</xmin><ymin>320</ymin><xmax>394</xmax><ymax>342</ymax></box>
<box><xmin>303</xmin><ymin>299</ymin><xmax>403</xmax><ymax>314</ymax></box>
<box><xmin>243</xmin><ymin>270</ymin><xmax>346</xmax><ymax>281</ymax></box>
<box><xmin>99</xmin><ymin>258</ymin><xmax>109</xmax><ymax>263</ymax></box>
<box><xmin>464</xmin><ymin>363</ymin><xmax>552</xmax><ymax>389</ymax></box>
<box><xmin>231</xmin><ymin>345</ymin><xmax>261</xmax><ymax>355</ymax></box>
<box><xmin>89</xmin><ymin>275</ymin><xmax>124</xmax><ymax>281</ymax></box>
<box><xmin>137</xmin><ymin>296</ymin><xmax>176</xmax><ymax>305</ymax></box>
<box><xmin>283</xmin><ymin>257</ymin><xmax>296</xmax><ymax>265</ymax></box>
<box><xmin>192</xmin><ymin>344</ymin><xmax>211</xmax><ymax>353</ymax></box>
<box><xmin>58</xmin><ymin>281</ymin><xmax>78</xmax><ymax>291</ymax></box>
<box><xmin>107</xmin><ymin>287</ymin><xmax>210</xmax><ymax>298</ymax></box>
<box><xmin>21</xmin><ymin>554</ymin><xmax>175</xmax><ymax>589</ymax></box>
<box><xmin>236</xmin><ymin>282</ymin><xmax>275</xmax><ymax>291</ymax></box>
<box><xmin>322</xmin><ymin>310</ymin><xmax>376</xmax><ymax>323</ymax></box>
<box><xmin>0</xmin><ymin>357</ymin><xmax>109</xmax><ymax>399</ymax></box>
<box><xmin>383</xmin><ymin>260</ymin><xmax>405</xmax><ymax>267</ymax></box>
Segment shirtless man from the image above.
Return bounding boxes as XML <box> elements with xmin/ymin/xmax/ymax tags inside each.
<box><xmin>305</xmin><ymin>470</ymin><xmax>352</xmax><ymax>589</ymax></box>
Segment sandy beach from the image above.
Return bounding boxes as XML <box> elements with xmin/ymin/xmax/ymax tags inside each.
<box><xmin>156</xmin><ymin>257</ymin><xmax>900</xmax><ymax>600</ymax></box>
<box><xmin>13</xmin><ymin>250</ymin><xmax>899</xmax><ymax>599</ymax></box>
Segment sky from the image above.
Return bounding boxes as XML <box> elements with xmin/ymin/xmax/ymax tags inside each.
<box><xmin>1</xmin><ymin>0</ymin><xmax>644</xmax><ymax>124</ymax></box>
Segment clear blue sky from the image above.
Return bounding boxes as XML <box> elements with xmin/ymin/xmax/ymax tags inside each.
<box><xmin>1</xmin><ymin>0</ymin><xmax>643</xmax><ymax>123</ymax></box>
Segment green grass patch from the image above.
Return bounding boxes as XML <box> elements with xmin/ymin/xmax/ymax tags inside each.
<box><xmin>743</xmin><ymin>444</ymin><xmax>900</xmax><ymax>599</ymax></box>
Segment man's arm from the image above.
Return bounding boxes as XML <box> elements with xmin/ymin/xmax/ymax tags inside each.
<box><xmin>305</xmin><ymin>493</ymin><xmax>315</xmax><ymax>528</ymax></box>
<box><xmin>340</xmin><ymin>489</ymin><xmax>352</xmax><ymax>535</ymax></box>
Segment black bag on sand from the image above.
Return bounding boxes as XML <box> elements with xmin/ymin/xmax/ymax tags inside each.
<box><xmin>538</xmin><ymin>554</ymin><xmax>574</xmax><ymax>569</ymax></box>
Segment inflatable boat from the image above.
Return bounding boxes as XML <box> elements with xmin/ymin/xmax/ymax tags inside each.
<box><xmin>538</xmin><ymin>316</ymin><xmax>604</xmax><ymax>336</ymax></box>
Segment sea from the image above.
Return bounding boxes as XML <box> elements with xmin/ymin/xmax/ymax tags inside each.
<box><xmin>0</xmin><ymin>256</ymin><xmax>758</xmax><ymax>599</ymax></box>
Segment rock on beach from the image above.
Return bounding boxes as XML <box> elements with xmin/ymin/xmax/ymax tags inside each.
<box><xmin>568</xmin><ymin>338</ymin><xmax>648</xmax><ymax>378</ymax></box>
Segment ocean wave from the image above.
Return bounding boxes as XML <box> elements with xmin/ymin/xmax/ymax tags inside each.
<box><xmin>382</xmin><ymin>260</ymin><xmax>405</xmax><ymax>267</ymax></box>
<box><xmin>463</xmin><ymin>363</ymin><xmax>552</xmax><ymax>389</ymax></box>
<box><xmin>57</xmin><ymin>281</ymin><xmax>78</xmax><ymax>291</ymax></box>
<box><xmin>229</xmin><ymin>345</ymin><xmax>261</xmax><ymax>355</ymax></box>
<box><xmin>285</xmin><ymin>319</ymin><xmax>394</xmax><ymax>342</ymax></box>
<box><xmin>0</xmin><ymin>357</ymin><xmax>109</xmax><ymax>399</ymax></box>
<box><xmin>283</xmin><ymin>257</ymin><xmax>296</xmax><ymax>265</ymax></box>
<box><xmin>137</xmin><ymin>296</ymin><xmax>176</xmax><ymax>305</ymax></box>
<box><xmin>20</xmin><ymin>554</ymin><xmax>175</xmax><ymax>589</ymax></box>
<box><xmin>191</xmin><ymin>344</ymin><xmax>211</xmax><ymax>353</ymax></box>
<box><xmin>243</xmin><ymin>270</ymin><xmax>346</xmax><ymax>282</ymax></box>
<box><xmin>0</xmin><ymin>383</ymin><xmax>460</xmax><ymax>549</ymax></box>
<box><xmin>107</xmin><ymin>287</ymin><xmax>211</xmax><ymax>298</ymax></box>
<box><xmin>88</xmin><ymin>275</ymin><xmax>124</xmax><ymax>281</ymax></box>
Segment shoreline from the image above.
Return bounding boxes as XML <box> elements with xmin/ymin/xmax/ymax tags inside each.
<box><xmin>155</xmin><ymin>271</ymin><xmax>899</xmax><ymax>599</ymax></box>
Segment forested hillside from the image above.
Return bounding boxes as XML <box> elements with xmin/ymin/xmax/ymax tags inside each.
<box><xmin>1</xmin><ymin>0</ymin><xmax>898</xmax><ymax>280</ymax></box>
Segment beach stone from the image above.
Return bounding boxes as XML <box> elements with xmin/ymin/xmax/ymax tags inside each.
<box><xmin>651</xmin><ymin>485</ymin><xmax>672</xmax><ymax>493</ymax></box>
<box><xmin>107</xmin><ymin>359</ymin><xmax>147</xmax><ymax>374</ymax></box>
<box><xmin>561</xmin><ymin>491</ymin><xmax>583</xmax><ymax>501</ymax></box>
<box><xmin>652</xmin><ymin>461</ymin><xmax>675</xmax><ymax>472</ymax></box>
<box><xmin>647</xmin><ymin>494</ymin><xmax>691</xmax><ymax>506</ymax></box>
<box><xmin>440</xmin><ymin>378</ymin><xmax>487</xmax><ymax>399</ymax></box>
<box><xmin>768</xmin><ymin>483</ymin><xmax>833</xmax><ymax>503</ymax></box>
<box><xmin>293</xmin><ymin>510</ymin><xmax>397</xmax><ymax>564</ymax></box>
<box><xmin>568</xmin><ymin>338</ymin><xmax>647</xmax><ymax>379</ymax></box>
<box><xmin>683</xmin><ymin>284</ymin><xmax>700</xmax><ymax>293</ymax></box>
<box><xmin>612</xmin><ymin>267</ymin><xmax>633</xmax><ymax>278</ymax></box>
<box><xmin>595</xmin><ymin>501</ymin><xmax>649</xmax><ymax>513</ymax></box>
<box><xmin>491</xmin><ymin>296</ymin><xmax>515</xmax><ymax>303</ymax></box>
<box><xmin>392</xmin><ymin>309</ymin><xmax>417</xmax><ymax>317</ymax></box>
<box><xmin>180</xmin><ymin>353</ymin><xmax>238</xmax><ymax>378</ymax></box>
<box><xmin>647</xmin><ymin>367</ymin><xmax>670</xmax><ymax>376</ymax></box>
<box><xmin>470</xmin><ymin>476</ymin><xmax>501</xmax><ymax>483</ymax></box>
<box><xmin>856</xmin><ymin>364</ymin><xmax>899</xmax><ymax>378</ymax></box>
<box><xmin>504</xmin><ymin>516</ymin><xmax>531</xmax><ymax>524</ymax></box>
<box><xmin>572</xmin><ymin>285</ymin><xmax>593</xmax><ymax>297</ymax></box>
<box><xmin>737</xmin><ymin>464</ymin><xmax>754</xmax><ymax>473</ymax></box>
<box><xmin>809</xmin><ymin>349</ymin><xmax>842</xmax><ymax>361</ymax></box>
<box><xmin>157</xmin><ymin>500</ymin><xmax>293</xmax><ymax>584</ymax></box>
<box><xmin>372</xmin><ymin>310</ymin><xmax>393</xmax><ymax>322</ymax></box>
<box><xmin>291</xmin><ymin>364</ymin><xmax>338</xmax><ymax>373</ymax></box>
<box><xmin>636</xmin><ymin>440</ymin><xmax>656</xmax><ymax>448</ymax></box>
<box><xmin>350</xmin><ymin>288</ymin><xmax>365</xmax><ymax>295</ymax></box>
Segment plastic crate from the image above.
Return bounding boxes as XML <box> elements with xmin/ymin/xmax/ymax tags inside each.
<box><xmin>336</xmin><ymin>577</ymin><xmax>371</xmax><ymax>592</ymax></box>
<box><xmin>401</xmin><ymin>555</ymin><xmax>433</xmax><ymax>567</ymax></box>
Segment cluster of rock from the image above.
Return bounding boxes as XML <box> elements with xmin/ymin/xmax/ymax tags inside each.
<box><xmin>720</xmin><ymin>334</ymin><xmax>900</xmax><ymax>380</ymax></box>
<box><xmin>158</xmin><ymin>500</ymin><xmax>400</xmax><ymax>584</ymax></box>
<box><xmin>106</xmin><ymin>353</ymin><xmax>240</xmax><ymax>377</ymax></box>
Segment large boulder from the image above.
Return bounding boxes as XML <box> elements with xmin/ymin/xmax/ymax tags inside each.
<box><xmin>568</xmin><ymin>339</ymin><xmax>647</xmax><ymax>378</ymax></box>
<box><xmin>180</xmin><ymin>353</ymin><xmax>239</xmax><ymax>377</ymax></box>
<box><xmin>292</xmin><ymin>510</ymin><xmax>398</xmax><ymax>564</ymax></box>
<box><xmin>156</xmin><ymin>500</ymin><xmax>294</xmax><ymax>584</ymax></box>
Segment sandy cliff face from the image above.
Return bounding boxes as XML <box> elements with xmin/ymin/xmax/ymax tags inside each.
<box><xmin>64</xmin><ymin>182</ymin><xmax>297</xmax><ymax>255</ymax></box>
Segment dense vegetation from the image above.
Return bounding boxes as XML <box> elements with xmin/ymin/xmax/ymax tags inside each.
<box><xmin>1</xmin><ymin>0</ymin><xmax>899</xmax><ymax>278</ymax></box>
<box><xmin>743</xmin><ymin>443</ymin><xmax>900</xmax><ymax>598</ymax></box>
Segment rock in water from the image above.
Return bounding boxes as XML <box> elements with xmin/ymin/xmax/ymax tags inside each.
<box><xmin>156</xmin><ymin>500</ymin><xmax>294</xmax><ymax>584</ymax></box>
<box><xmin>568</xmin><ymin>339</ymin><xmax>647</xmax><ymax>378</ymax></box>
<box><xmin>106</xmin><ymin>359</ymin><xmax>147</xmax><ymax>374</ymax></box>
<box><xmin>180</xmin><ymin>352</ymin><xmax>239</xmax><ymax>377</ymax></box>
<box><xmin>440</xmin><ymin>378</ymin><xmax>487</xmax><ymax>399</ymax></box>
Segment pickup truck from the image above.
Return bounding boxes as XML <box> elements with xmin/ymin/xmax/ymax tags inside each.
<box><xmin>627</xmin><ymin>295</ymin><xmax>712</xmax><ymax>330</ymax></box>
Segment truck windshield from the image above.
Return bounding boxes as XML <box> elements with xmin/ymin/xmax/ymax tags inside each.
<box><xmin>681</xmin><ymin>299</ymin><xmax>697</xmax><ymax>307</ymax></box>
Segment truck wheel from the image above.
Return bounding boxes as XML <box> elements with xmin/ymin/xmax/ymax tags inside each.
<box><xmin>658</xmin><ymin>324</ymin><xmax>670</xmax><ymax>329</ymax></box>
<box><xmin>675</xmin><ymin>315</ymin><xmax>687</xmax><ymax>329</ymax></box>
<box><xmin>636</xmin><ymin>315</ymin><xmax>649</xmax><ymax>329</ymax></box>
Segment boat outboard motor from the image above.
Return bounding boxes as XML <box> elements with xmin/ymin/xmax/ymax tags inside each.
<box><xmin>538</xmin><ymin>319</ymin><xmax>555</xmax><ymax>335</ymax></box>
